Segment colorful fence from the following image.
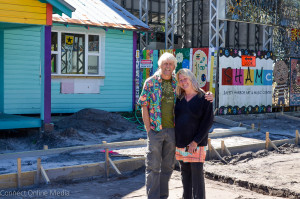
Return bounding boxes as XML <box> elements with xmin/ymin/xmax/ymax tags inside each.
<box><xmin>218</xmin><ymin>48</ymin><xmax>274</xmax><ymax>115</ymax></box>
<box><xmin>135</xmin><ymin>48</ymin><xmax>216</xmax><ymax>105</ymax></box>
<box><xmin>135</xmin><ymin>48</ymin><xmax>299</xmax><ymax>114</ymax></box>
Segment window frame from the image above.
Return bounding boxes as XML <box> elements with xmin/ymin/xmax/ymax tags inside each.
<box><xmin>51</xmin><ymin>26</ymin><xmax>105</xmax><ymax>77</ymax></box>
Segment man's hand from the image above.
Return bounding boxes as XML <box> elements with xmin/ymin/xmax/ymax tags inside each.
<box><xmin>205</xmin><ymin>91</ymin><xmax>214</xmax><ymax>103</ymax></box>
<box><xmin>141</xmin><ymin>106</ymin><xmax>151</xmax><ymax>135</ymax></box>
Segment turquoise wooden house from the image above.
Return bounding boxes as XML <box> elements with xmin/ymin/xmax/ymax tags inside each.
<box><xmin>0</xmin><ymin>0</ymin><xmax>74</xmax><ymax>130</ymax></box>
<box><xmin>50</xmin><ymin>0</ymin><xmax>150</xmax><ymax>114</ymax></box>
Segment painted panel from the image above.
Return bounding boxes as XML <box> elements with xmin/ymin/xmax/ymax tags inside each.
<box><xmin>208</xmin><ymin>48</ymin><xmax>217</xmax><ymax>95</ymax></box>
<box><xmin>4</xmin><ymin>26</ymin><xmax>42</xmax><ymax>114</ymax></box>
<box><xmin>136</xmin><ymin>49</ymin><xmax>159</xmax><ymax>100</ymax></box>
<box><xmin>218</xmin><ymin>48</ymin><xmax>274</xmax><ymax>115</ymax></box>
<box><xmin>191</xmin><ymin>48</ymin><xmax>209</xmax><ymax>91</ymax></box>
<box><xmin>51</xmin><ymin>28</ymin><xmax>134</xmax><ymax>113</ymax></box>
<box><xmin>290</xmin><ymin>58</ymin><xmax>300</xmax><ymax>106</ymax></box>
<box><xmin>272</xmin><ymin>60</ymin><xmax>289</xmax><ymax>107</ymax></box>
<box><xmin>175</xmin><ymin>48</ymin><xmax>190</xmax><ymax>72</ymax></box>
<box><xmin>0</xmin><ymin>0</ymin><xmax>47</xmax><ymax>25</ymax></box>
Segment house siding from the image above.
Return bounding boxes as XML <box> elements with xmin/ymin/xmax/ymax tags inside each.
<box><xmin>51</xmin><ymin>28</ymin><xmax>134</xmax><ymax>113</ymax></box>
<box><xmin>4</xmin><ymin>26</ymin><xmax>42</xmax><ymax>114</ymax></box>
<box><xmin>0</xmin><ymin>0</ymin><xmax>47</xmax><ymax>25</ymax></box>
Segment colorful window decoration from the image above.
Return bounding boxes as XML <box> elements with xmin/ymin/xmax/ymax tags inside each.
<box><xmin>218</xmin><ymin>48</ymin><xmax>274</xmax><ymax>115</ymax></box>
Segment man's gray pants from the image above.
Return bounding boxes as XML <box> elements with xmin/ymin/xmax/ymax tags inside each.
<box><xmin>146</xmin><ymin>128</ymin><xmax>176</xmax><ymax>199</ymax></box>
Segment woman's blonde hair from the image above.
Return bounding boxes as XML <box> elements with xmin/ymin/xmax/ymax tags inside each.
<box><xmin>176</xmin><ymin>68</ymin><xmax>205</xmax><ymax>99</ymax></box>
<box><xmin>158</xmin><ymin>52</ymin><xmax>177</xmax><ymax>68</ymax></box>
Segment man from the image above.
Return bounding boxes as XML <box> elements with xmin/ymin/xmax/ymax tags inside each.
<box><xmin>138</xmin><ymin>52</ymin><xmax>213</xmax><ymax>199</ymax></box>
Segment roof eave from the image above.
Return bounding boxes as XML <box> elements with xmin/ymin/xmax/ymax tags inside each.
<box><xmin>39</xmin><ymin>0</ymin><xmax>75</xmax><ymax>18</ymax></box>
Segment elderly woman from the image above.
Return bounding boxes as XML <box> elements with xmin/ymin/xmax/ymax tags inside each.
<box><xmin>175</xmin><ymin>69</ymin><xmax>214</xmax><ymax>199</ymax></box>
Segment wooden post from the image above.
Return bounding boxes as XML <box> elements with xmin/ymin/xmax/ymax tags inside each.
<box><xmin>296</xmin><ymin>130</ymin><xmax>299</xmax><ymax>145</ymax></box>
<box><xmin>102</xmin><ymin>141</ymin><xmax>109</xmax><ymax>179</ymax></box>
<box><xmin>221</xmin><ymin>140</ymin><xmax>225</xmax><ymax>156</ymax></box>
<box><xmin>258</xmin><ymin>123</ymin><xmax>261</xmax><ymax>131</ymax></box>
<box><xmin>251</xmin><ymin>123</ymin><xmax>255</xmax><ymax>130</ymax></box>
<box><xmin>266</xmin><ymin>132</ymin><xmax>269</xmax><ymax>150</ymax></box>
<box><xmin>43</xmin><ymin>145</ymin><xmax>48</xmax><ymax>150</ymax></box>
<box><xmin>36</xmin><ymin>158</ymin><xmax>41</xmax><ymax>185</ymax></box>
<box><xmin>208</xmin><ymin>138</ymin><xmax>212</xmax><ymax>160</ymax></box>
<box><xmin>17</xmin><ymin>158</ymin><xmax>21</xmax><ymax>188</ymax></box>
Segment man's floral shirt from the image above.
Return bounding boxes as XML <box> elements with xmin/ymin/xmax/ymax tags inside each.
<box><xmin>138</xmin><ymin>70</ymin><xmax>177</xmax><ymax>132</ymax></box>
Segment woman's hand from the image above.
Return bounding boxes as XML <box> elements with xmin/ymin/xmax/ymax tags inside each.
<box><xmin>205</xmin><ymin>91</ymin><xmax>214</xmax><ymax>103</ymax></box>
<box><xmin>188</xmin><ymin>141</ymin><xmax>198</xmax><ymax>154</ymax></box>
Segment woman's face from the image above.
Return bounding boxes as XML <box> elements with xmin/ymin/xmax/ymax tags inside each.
<box><xmin>178</xmin><ymin>74</ymin><xmax>193</xmax><ymax>91</ymax></box>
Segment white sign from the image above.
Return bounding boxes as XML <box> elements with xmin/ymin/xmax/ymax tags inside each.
<box><xmin>140</xmin><ymin>60</ymin><xmax>153</xmax><ymax>68</ymax></box>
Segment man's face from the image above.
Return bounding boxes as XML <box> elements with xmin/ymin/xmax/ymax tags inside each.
<box><xmin>160</xmin><ymin>59</ymin><xmax>175</xmax><ymax>80</ymax></box>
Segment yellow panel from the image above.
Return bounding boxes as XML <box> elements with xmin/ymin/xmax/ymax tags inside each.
<box><xmin>0</xmin><ymin>0</ymin><xmax>45</xmax><ymax>7</ymax></box>
<box><xmin>0</xmin><ymin>4</ymin><xmax>46</xmax><ymax>14</ymax></box>
<box><xmin>0</xmin><ymin>10</ymin><xmax>46</xmax><ymax>19</ymax></box>
<box><xmin>0</xmin><ymin>0</ymin><xmax>46</xmax><ymax>25</ymax></box>
<box><xmin>0</xmin><ymin>16</ymin><xmax>46</xmax><ymax>25</ymax></box>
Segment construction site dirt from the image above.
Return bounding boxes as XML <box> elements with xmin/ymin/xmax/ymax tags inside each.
<box><xmin>0</xmin><ymin>109</ymin><xmax>299</xmax><ymax>199</ymax></box>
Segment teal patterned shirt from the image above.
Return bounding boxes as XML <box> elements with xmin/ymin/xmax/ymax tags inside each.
<box><xmin>138</xmin><ymin>70</ymin><xmax>177</xmax><ymax>132</ymax></box>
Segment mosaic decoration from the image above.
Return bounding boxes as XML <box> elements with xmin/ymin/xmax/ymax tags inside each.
<box><xmin>272</xmin><ymin>60</ymin><xmax>289</xmax><ymax>107</ymax></box>
<box><xmin>175</xmin><ymin>48</ymin><xmax>191</xmax><ymax>72</ymax></box>
<box><xmin>280</xmin><ymin>0</ymin><xmax>299</xmax><ymax>29</ymax></box>
<box><xmin>225</xmin><ymin>0</ymin><xmax>277</xmax><ymax>25</ymax></box>
<box><xmin>218</xmin><ymin>48</ymin><xmax>274</xmax><ymax>115</ymax></box>
<box><xmin>192</xmin><ymin>48</ymin><xmax>209</xmax><ymax>91</ymax></box>
<box><xmin>290</xmin><ymin>58</ymin><xmax>300</xmax><ymax>106</ymax></box>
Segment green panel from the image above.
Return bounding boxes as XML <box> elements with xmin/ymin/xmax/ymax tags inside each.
<box><xmin>51</xmin><ymin>29</ymin><xmax>134</xmax><ymax>113</ymax></box>
<box><xmin>4</xmin><ymin>26</ymin><xmax>42</xmax><ymax>114</ymax></box>
<box><xmin>0</xmin><ymin>30</ymin><xmax>3</xmax><ymax>112</ymax></box>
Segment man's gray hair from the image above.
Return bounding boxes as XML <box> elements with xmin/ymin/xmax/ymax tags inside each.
<box><xmin>158</xmin><ymin>52</ymin><xmax>177</xmax><ymax>68</ymax></box>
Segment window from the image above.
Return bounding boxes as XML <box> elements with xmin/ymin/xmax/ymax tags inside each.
<box><xmin>51</xmin><ymin>27</ymin><xmax>104</xmax><ymax>76</ymax></box>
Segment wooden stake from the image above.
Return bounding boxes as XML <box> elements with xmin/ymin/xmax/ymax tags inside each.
<box><xmin>251</xmin><ymin>123</ymin><xmax>255</xmax><ymax>130</ymax></box>
<box><xmin>40</xmin><ymin>165</ymin><xmax>50</xmax><ymax>184</ymax></box>
<box><xmin>36</xmin><ymin>158</ymin><xmax>41</xmax><ymax>185</ymax></box>
<box><xmin>43</xmin><ymin>145</ymin><xmax>48</xmax><ymax>150</ymax></box>
<box><xmin>268</xmin><ymin>138</ymin><xmax>279</xmax><ymax>152</ymax></box>
<box><xmin>221</xmin><ymin>141</ymin><xmax>231</xmax><ymax>156</ymax></box>
<box><xmin>17</xmin><ymin>158</ymin><xmax>21</xmax><ymax>188</ymax></box>
<box><xmin>296</xmin><ymin>130</ymin><xmax>299</xmax><ymax>145</ymax></box>
<box><xmin>102</xmin><ymin>141</ymin><xmax>109</xmax><ymax>179</ymax></box>
<box><xmin>211</xmin><ymin>144</ymin><xmax>228</xmax><ymax>164</ymax></box>
<box><xmin>221</xmin><ymin>140</ymin><xmax>225</xmax><ymax>156</ymax></box>
<box><xmin>108</xmin><ymin>157</ymin><xmax>121</xmax><ymax>175</ymax></box>
<box><xmin>208</xmin><ymin>138</ymin><xmax>212</xmax><ymax>160</ymax></box>
<box><xmin>266</xmin><ymin>132</ymin><xmax>269</xmax><ymax>150</ymax></box>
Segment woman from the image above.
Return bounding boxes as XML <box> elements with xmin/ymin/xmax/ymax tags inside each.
<box><xmin>175</xmin><ymin>69</ymin><xmax>214</xmax><ymax>199</ymax></box>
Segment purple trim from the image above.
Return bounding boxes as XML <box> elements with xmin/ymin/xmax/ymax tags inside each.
<box><xmin>44</xmin><ymin>26</ymin><xmax>51</xmax><ymax>123</ymax></box>
<box><xmin>132</xmin><ymin>31</ymin><xmax>137</xmax><ymax>111</ymax></box>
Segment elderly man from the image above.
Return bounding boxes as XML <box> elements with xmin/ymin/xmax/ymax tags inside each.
<box><xmin>138</xmin><ymin>52</ymin><xmax>213</xmax><ymax>199</ymax></box>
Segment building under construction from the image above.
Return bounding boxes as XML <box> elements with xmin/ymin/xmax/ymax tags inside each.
<box><xmin>114</xmin><ymin>0</ymin><xmax>299</xmax><ymax>58</ymax></box>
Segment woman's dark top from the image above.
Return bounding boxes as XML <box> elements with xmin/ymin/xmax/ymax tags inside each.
<box><xmin>175</xmin><ymin>94</ymin><xmax>214</xmax><ymax>148</ymax></box>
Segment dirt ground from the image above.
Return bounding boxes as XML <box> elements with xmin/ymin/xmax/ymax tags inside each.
<box><xmin>0</xmin><ymin>109</ymin><xmax>300</xmax><ymax>198</ymax></box>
